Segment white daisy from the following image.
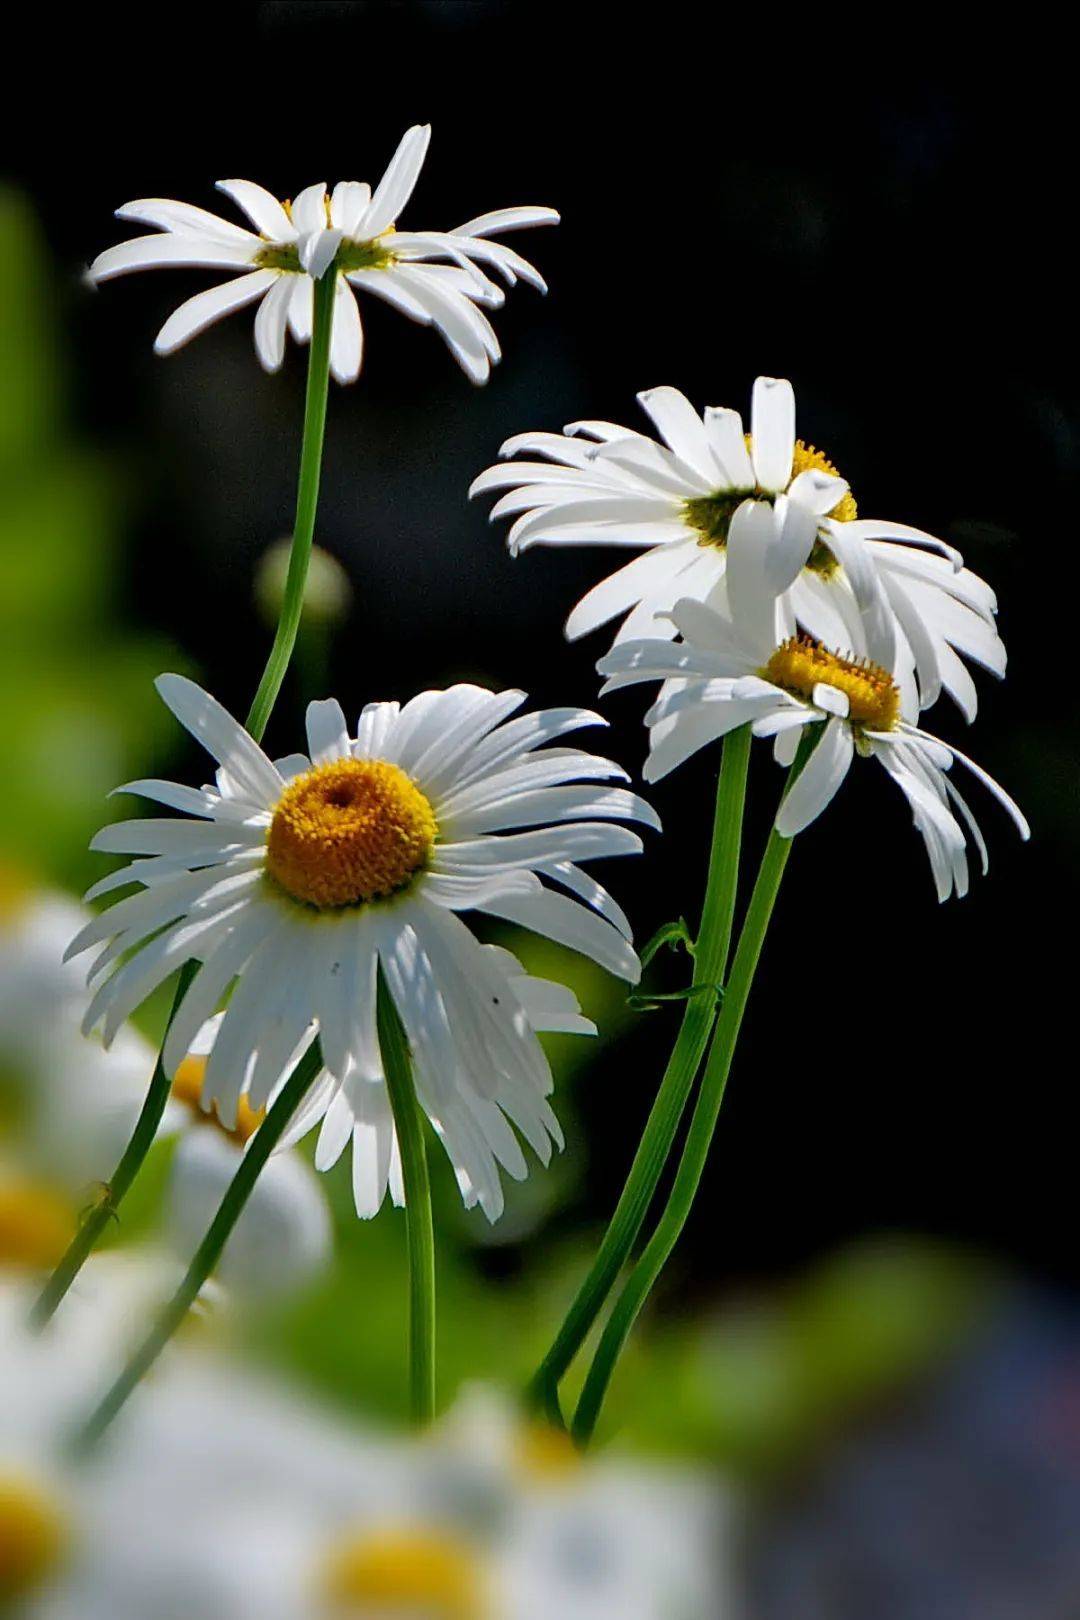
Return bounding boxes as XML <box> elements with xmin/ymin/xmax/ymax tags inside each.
<box><xmin>68</xmin><ymin>677</ymin><xmax>653</xmax><ymax>1221</ymax></box>
<box><xmin>88</xmin><ymin>124</ymin><xmax>557</xmax><ymax>384</ymax></box>
<box><xmin>598</xmin><ymin>517</ymin><xmax>1027</xmax><ymax>902</ymax></box>
<box><xmin>473</xmin><ymin>375</ymin><xmax>1004</xmax><ymax>718</ymax></box>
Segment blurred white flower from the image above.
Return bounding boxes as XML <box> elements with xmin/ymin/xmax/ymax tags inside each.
<box><xmin>474</xmin><ymin>375</ymin><xmax>1003</xmax><ymax>717</ymax></box>
<box><xmin>1</xmin><ymin>879</ymin><xmax>160</xmax><ymax>1189</ymax></box>
<box><xmin>88</xmin><ymin>125</ymin><xmax>557</xmax><ymax>384</ymax></box>
<box><xmin>13</xmin><ymin>1370</ymin><xmax>727</xmax><ymax>1619</ymax></box>
<box><xmin>599</xmin><ymin>523</ymin><xmax>1027</xmax><ymax>901</ymax></box>
<box><xmin>163</xmin><ymin>1015</ymin><xmax>330</xmax><ymax>1298</ymax></box>
<box><xmin>0</xmin><ymin>881</ymin><xmax>92</xmax><ymax>1058</ymax></box>
<box><xmin>71</xmin><ymin>677</ymin><xmax>653</xmax><ymax>1221</ymax></box>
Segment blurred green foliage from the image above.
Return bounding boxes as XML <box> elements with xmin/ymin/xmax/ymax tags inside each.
<box><xmin>0</xmin><ymin>189</ymin><xmax>177</xmax><ymax>894</ymax></box>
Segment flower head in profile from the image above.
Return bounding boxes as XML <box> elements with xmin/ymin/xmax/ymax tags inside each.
<box><xmin>474</xmin><ymin>376</ymin><xmax>1004</xmax><ymax>717</ymax></box>
<box><xmin>88</xmin><ymin>125</ymin><xmax>557</xmax><ymax>384</ymax></box>
<box><xmin>68</xmin><ymin>678</ymin><xmax>653</xmax><ymax>1220</ymax></box>
<box><xmin>598</xmin><ymin>517</ymin><xmax>1027</xmax><ymax>901</ymax></box>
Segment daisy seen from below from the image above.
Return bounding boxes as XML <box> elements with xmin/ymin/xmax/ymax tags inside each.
<box><xmin>597</xmin><ymin>513</ymin><xmax>1028</xmax><ymax>901</ymax></box>
<box><xmin>67</xmin><ymin>676</ymin><xmax>654</xmax><ymax>1221</ymax></box>
<box><xmin>473</xmin><ymin>375</ymin><xmax>1004</xmax><ymax>717</ymax></box>
<box><xmin>88</xmin><ymin>124</ymin><xmax>558</xmax><ymax>384</ymax></box>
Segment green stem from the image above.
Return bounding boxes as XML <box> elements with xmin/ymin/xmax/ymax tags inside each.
<box><xmin>527</xmin><ymin>726</ymin><xmax>752</xmax><ymax>1420</ymax></box>
<box><xmin>376</xmin><ymin>968</ymin><xmax>436</xmax><ymax>1426</ymax></box>
<box><xmin>29</xmin><ymin>273</ymin><xmax>338</xmax><ymax>1330</ymax></box>
<box><xmin>571</xmin><ymin>738</ymin><xmax>816</xmax><ymax>1446</ymax></box>
<box><xmin>245</xmin><ymin>269</ymin><xmax>336</xmax><ymax>743</ymax></box>
<box><xmin>71</xmin><ymin>1043</ymin><xmax>323</xmax><ymax>1453</ymax></box>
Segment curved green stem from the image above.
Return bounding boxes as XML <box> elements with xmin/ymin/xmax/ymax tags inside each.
<box><xmin>71</xmin><ymin>1043</ymin><xmax>323</xmax><ymax>1453</ymax></box>
<box><xmin>244</xmin><ymin>268</ymin><xmax>336</xmax><ymax>743</ymax></box>
<box><xmin>377</xmin><ymin>968</ymin><xmax>436</xmax><ymax>1426</ymax></box>
<box><xmin>527</xmin><ymin>726</ymin><xmax>752</xmax><ymax>1419</ymax></box>
<box><xmin>30</xmin><ymin>274</ymin><xmax>338</xmax><ymax>1330</ymax></box>
<box><xmin>571</xmin><ymin>738</ymin><xmax>816</xmax><ymax>1446</ymax></box>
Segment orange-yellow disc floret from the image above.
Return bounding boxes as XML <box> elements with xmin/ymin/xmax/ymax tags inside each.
<box><xmin>763</xmin><ymin>635</ymin><xmax>900</xmax><ymax>730</ymax></box>
<box><xmin>266</xmin><ymin>758</ymin><xmax>437</xmax><ymax>910</ymax></box>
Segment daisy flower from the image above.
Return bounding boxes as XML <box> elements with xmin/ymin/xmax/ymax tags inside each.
<box><xmin>597</xmin><ymin>515</ymin><xmax>1027</xmax><ymax>902</ymax></box>
<box><xmin>472</xmin><ymin>376</ymin><xmax>1004</xmax><ymax>718</ymax></box>
<box><xmin>67</xmin><ymin>677</ymin><xmax>653</xmax><ymax>1221</ymax></box>
<box><xmin>88</xmin><ymin>124</ymin><xmax>557</xmax><ymax>384</ymax></box>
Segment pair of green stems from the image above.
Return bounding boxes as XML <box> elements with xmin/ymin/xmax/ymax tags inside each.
<box><xmin>32</xmin><ymin>263</ymin><xmax>805</xmax><ymax>1452</ymax></box>
<box><xmin>533</xmin><ymin>725</ymin><xmax>808</xmax><ymax>1443</ymax></box>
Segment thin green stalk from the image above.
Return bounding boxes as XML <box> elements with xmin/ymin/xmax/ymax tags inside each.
<box><xmin>571</xmin><ymin>739</ymin><xmax>816</xmax><ymax>1446</ymax></box>
<box><xmin>245</xmin><ymin>268</ymin><xmax>337</xmax><ymax>743</ymax></box>
<box><xmin>30</xmin><ymin>272</ymin><xmax>338</xmax><ymax>1329</ymax></box>
<box><xmin>376</xmin><ymin>968</ymin><xmax>436</xmax><ymax>1426</ymax></box>
<box><xmin>71</xmin><ymin>1043</ymin><xmax>323</xmax><ymax>1453</ymax></box>
<box><xmin>528</xmin><ymin>726</ymin><xmax>752</xmax><ymax>1420</ymax></box>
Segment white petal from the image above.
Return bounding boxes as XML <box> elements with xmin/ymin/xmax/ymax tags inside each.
<box><xmin>116</xmin><ymin>198</ymin><xmax>257</xmax><ymax>245</ymax></box>
<box><xmin>452</xmin><ymin>206</ymin><xmax>559</xmax><ymax>236</ymax></box>
<box><xmin>252</xmin><ymin>274</ymin><xmax>293</xmax><ymax>372</ymax></box>
<box><xmin>330</xmin><ymin>180</ymin><xmax>371</xmax><ymax>235</ymax></box>
<box><xmin>774</xmin><ymin>719</ymin><xmax>852</xmax><ymax>837</ymax></box>
<box><xmin>635</xmin><ymin>386</ymin><xmax>718</xmax><ymax>485</ymax></box>
<box><xmin>216</xmin><ymin>180</ymin><xmax>296</xmax><ymax>242</ymax></box>
<box><xmin>329</xmin><ymin>278</ymin><xmax>363</xmax><ymax>382</ymax></box>
<box><xmin>90</xmin><ymin>236</ymin><xmax>256</xmax><ymax>282</ymax></box>
<box><xmin>154</xmin><ymin>271</ymin><xmax>278</xmax><ymax>355</ymax></box>
<box><xmin>290</xmin><ymin>182</ymin><xmax>328</xmax><ymax>238</ymax></box>
<box><xmin>361</xmin><ymin>124</ymin><xmax>432</xmax><ymax>238</ymax></box>
<box><xmin>703</xmin><ymin>406</ymin><xmax>755</xmax><ymax>486</ymax></box>
<box><xmin>154</xmin><ymin>675</ymin><xmax>283</xmax><ymax>807</ymax></box>
<box><xmin>724</xmin><ymin>500</ymin><xmax>783</xmax><ymax>653</ymax></box>
<box><xmin>305</xmin><ymin>698</ymin><xmax>350</xmax><ymax>763</ymax></box>
<box><xmin>750</xmin><ymin>377</ymin><xmax>796</xmax><ymax>493</ymax></box>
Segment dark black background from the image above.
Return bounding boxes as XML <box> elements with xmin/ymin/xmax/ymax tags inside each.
<box><xmin>10</xmin><ymin>4</ymin><xmax>1077</xmax><ymax>1296</ymax></box>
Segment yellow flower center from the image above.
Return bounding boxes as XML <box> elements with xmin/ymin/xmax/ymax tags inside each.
<box><xmin>171</xmin><ymin>1055</ymin><xmax>265</xmax><ymax>1144</ymax></box>
<box><xmin>319</xmin><ymin>1528</ymin><xmax>486</xmax><ymax>1618</ymax></box>
<box><xmin>266</xmin><ymin>759</ymin><xmax>438</xmax><ymax>910</ymax></box>
<box><xmin>0</xmin><ymin>1474</ymin><xmax>67</xmax><ymax>1602</ymax></box>
<box><xmin>763</xmin><ymin>635</ymin><xmax>901</xmax><ymax>730</ymax></box>
<box><xmin>0</xmin><ymin>1180</ymin><xmax>76</xmax><ymax>1270</ymax></box>
<box><xmin>683</xmin><ymin>437</ymin><xmax>856</xmax><ymax>576</ymax></box>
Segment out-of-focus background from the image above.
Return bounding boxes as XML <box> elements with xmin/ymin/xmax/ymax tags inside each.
<box><xmin>2</xmin><ymin>5</ymin><xmax>1078</xmax><ymax>1615</ymax></box>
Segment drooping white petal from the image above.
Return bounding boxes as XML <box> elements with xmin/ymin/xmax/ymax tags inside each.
<box><xmin>724</xmin><ymin>500</ymin><xmax>784</xmax><ymax>655</ymax></box>
<box><xmin>329</xmin><ymin>278</ymin><xmax>364</xmax><ymax>382</ymax></box>
<box><xmin>774</xmin><ymin>719</ymin><xmax>852</xmax><ymax>837</ymax></box>
<box><xmin>154</xmin><ymin>271</ymin><xmax>279</xmax><ymax>356</ymax></box>
<box><xmin>252</xmin><ymin>273</ymin><xmax>293</xmax><ymax>372</ymax></box>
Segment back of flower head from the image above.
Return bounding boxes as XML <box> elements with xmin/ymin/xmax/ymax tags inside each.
<box><xmin>88</xmin><ymin>124</ymin><xmax>558</xmax><ymax>385</ymax></box>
